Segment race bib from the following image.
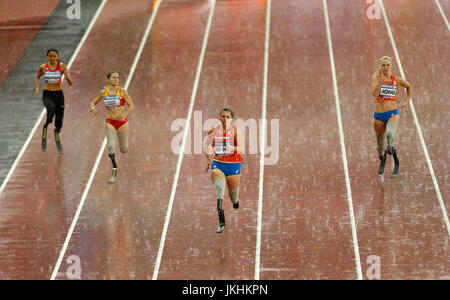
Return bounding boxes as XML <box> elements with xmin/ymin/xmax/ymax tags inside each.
<box><xmin>379</xmin><ymin>83</ymin><xmax>397</xmax><ymax>98</ymax></box>
<box><xmin>104</xmin><ymin>95</ymin><xmax>121</xmax><ymax>109</ymax></box>
<box><xmin>214</xmin><ymin>136</ymin><xmax>230</xmax><ymax>156</ymax></box>
<box><xmin>44</xmin><ymin>70</ymin><xmax>61</xmax><ymax>83</ymax></box>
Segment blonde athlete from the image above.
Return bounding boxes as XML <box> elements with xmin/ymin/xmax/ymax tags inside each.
<box><xmin>371</xmin><ymin>56</ymin><xmax>411</xmax><ymax>177</ymax></box>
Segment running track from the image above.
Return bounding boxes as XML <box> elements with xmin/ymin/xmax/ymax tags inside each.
<box><xmin>0</xmin><ymin>0</ymin><xmax>448</xmax><ymax>280</ymax></box>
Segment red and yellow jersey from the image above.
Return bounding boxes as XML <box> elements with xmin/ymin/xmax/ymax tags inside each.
<box><xmin>104</xmin><ymin>86</ymin><xmax>125</xmax><ymax>109</ymax></box>
<box><xmin>375</xmin><ymin>75</ymin><xmax>398</xmax><ymax>103</ymax></box>
<box><xmin>211</xmin><ymin>123</ymin><xmax>243</xmax><ymax>163</ymax></box>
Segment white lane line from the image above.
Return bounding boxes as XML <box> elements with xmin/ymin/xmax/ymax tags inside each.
<box><xmin>254</xmin><ymin>0</ymin><xmax>271</xmax><ymax>281</ymax></box>
<box><xmin>322</xmin><ymin>0</ymin><xmax>363</xmax><ymax>280</ymax></box>
<box><xmin>50</xmin><ymin>0</ymin><xmax>163</xmax><ymax>280</ymax></box>
<box><xmin>0</xmin><ymin>0</ymin><xmax>109</xmax><ymax>196</ymax></box>
<box><xmin>152</xmin><ymin>0</ymin><xmax>216</xmax><ymax>280</ymax></box>
<box><xmin>379</xmin><ymin>0</ymin><xmax>450</xmax><ymax>237</ymax></box>
<box><xmin>434</xmin><ymin>0</ymin><xmax>450</xmax><ymax>32</ymax></box>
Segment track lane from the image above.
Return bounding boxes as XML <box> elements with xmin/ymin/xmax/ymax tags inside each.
<box><xmin>382</xmin><ymin>0</ymin><xmax>449</xmax><ymax>223</ymax></box>
<box><xmin>328</xmin><ymin>0</ymin><xmax>450</xmax><ymax>279</ymax></box>
<box><xmin>257</xmin><ymin>0</ymin><xmax>358</xmax><ymax>280</ymax></box>
<box><xmin>156</xmin><ymin>0</ymin><xmax>267</xmax><ymax>280</ymax></box>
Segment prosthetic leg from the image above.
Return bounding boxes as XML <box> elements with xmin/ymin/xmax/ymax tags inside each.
<box><xmin>108</xmin><ymin>153</ymin><xmax>118</xmax><ymax>184</ymax></box>
<box><xmin>388</xmin><ymin>146</ymin><xmax>399</xmax><ymax>178</ymax></box>
<box><xmin>42</xmin><ymin>125</ymin><xmax>47</xmax><ymax>152</ymax></box>
<box><xmin>378</xmin><ymin>151</ymin><xmax>387</xmax><ymax>175</ymax></box>
<box><xmin>217</xmin><ymin>198</ymin><xmax>225</xmax><ymax>233</ymax></box>
<box><xmin>54</xmin><ymin>129</ymin><xmax>63</xmax><ymax>154</ymax></box>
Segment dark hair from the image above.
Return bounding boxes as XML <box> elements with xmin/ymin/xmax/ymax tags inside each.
<box><xmin>220</xmin><ymin>106</ymin><xmax>235</xmax><ymax>118</ymax></box>
<box><xmin>107</xmin><ymin>71</ymin><xmax>119</xmax><ymax>79</ymax></box>
<box><xmin>47</xmin><ymin>49</ymin><xmax>59</xmax><ymax>56</ymax></box>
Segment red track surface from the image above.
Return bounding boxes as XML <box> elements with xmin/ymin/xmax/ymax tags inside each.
<box><xmin>0</xmin><ymin>0</ymin><xmax>448</xmax><ymax>280</ymax></box>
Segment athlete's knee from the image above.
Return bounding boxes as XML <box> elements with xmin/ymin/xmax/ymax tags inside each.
<box><xmin>376</xmin><ymin>133</ymin><xmax>386</xmax><ymax>146</ymax></box>
<box><xmin>229</xmin><ymin>187</ymin><xmax>239</xmax><ymax>204</ymax></box>
<box><xmin>105</xmin><ymin>128</ymin><xmax>116</xmax><ymax>154</ymax></box>
<box><xmin>118</xmin><ymin>131</ymin><xmax>129</xmax><ymax>154</ymax></box>
<box><xmin>213</xmin><ymin>177</ymin><xmax>226</xmax><ymax>200</ymax></box>
<box><xmin>119</xmin><ymin>141</ymin><xmax>128</xmax><ymax>153</ymax></box>
<box><xmin>107</xmin><ymin>144</ymin><xmax>115</xmax><ymax>155</ymax></box>
<box><xmin>385</xmin><ymin>122</ymin><xmax>397</xmax><ymax>146</ymax></box>
<box><xmin>45</xmin><ymin>114</ymin><xmax>54</xmax><ymax>124</ymax></box>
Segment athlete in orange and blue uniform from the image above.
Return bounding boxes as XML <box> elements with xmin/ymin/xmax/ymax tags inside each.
<box><xmin>90</xmin><ymin>72</ymin><xmax>134</xmax><ymax>183</ymax></box>
<box><xmin>205</xmin><ymin>106</ymin><xmax>244</xmax><ymax>233</ymax></box>
<box><xmin>211</xmin><ymin>122</ymin><xmax>244</xmax><ymax>176</ymax></box>
<box><xmin>371</xmin><ymin>56</ymin><xmax>411</xmax><ymax>177</ymax></box>
<box><xmin>374</xmin><ymin>74</ymin><xmax>399</xmax><ymax>123</ymax></box>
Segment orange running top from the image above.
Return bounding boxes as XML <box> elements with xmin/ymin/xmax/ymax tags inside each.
<box><xmin>375</xmin><ymin>75</ymin><xmax>398</xmax><ymax>103</ymax></box>
<box><xmin>211</xmin><ymin>123</ymin><xmax>243</xmax><ymax>163</ymax></box>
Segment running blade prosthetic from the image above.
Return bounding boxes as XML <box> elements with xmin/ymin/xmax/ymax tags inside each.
<box><xmin>54</xmin><ymin>130</ymin><xmax>63</xmax><ymax>154</ymax></box>
<box><xmin>390</xmin><ymin>148</ymin><xmax>399</xmax><ymax>178</ymax></box>
<box><xmin>42</xmin><ymin>126</ymin><xmax>47</xmax><ymax>152</ymax></box>
<box><xmin>217</xmin><ymin>199</ymin><xmax>225</xmax><ymax>233</ymax></box>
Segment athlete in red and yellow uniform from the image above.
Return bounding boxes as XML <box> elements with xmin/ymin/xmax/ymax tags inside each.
<box><xmin>90</xmin><ymin>72</ymin><xmax>134</xmax><ymax>183</ymax></box>
<box><xmin>205</xmin><ymin>106</ymin><xmax>244</xmax><ymax>233</ymax></box>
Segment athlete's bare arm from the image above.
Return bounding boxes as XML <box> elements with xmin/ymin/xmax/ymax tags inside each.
<box><xmin>396</xmin><ymin>76</ymin><xmax>411</xmax><ymax>111</ymax></box>
<box><xmin>232</xmin><ymin>126</ymin><xmax>244</xmax><ymax>154</ymax></box>
<box><xmin>121</xmin><ymin>88</ymin><xmax>134</xmax><ymax>120</ymax></box>
<box><xmin>90</xmin><ymin>89</ymin><xmax>105</xmax><ymax>116</ymax></box>
<box><xmin>371</xmin><ymin>70</ymin><xmax>382</xmax><ymax>97</ymax></box>
<box><xmin>35</xmin><ymin>65</ymin><xmax>45</xmax><ymax>95</ymax></box>
<box><xmin>61</xmin><ymin>63</ymin><xmax>74</xmax><ymax>85</ymax></box>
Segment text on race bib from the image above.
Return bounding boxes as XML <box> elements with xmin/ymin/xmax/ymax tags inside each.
<box><xmin>104</xmin><ymin>95</ymin><xmax>121</xmax><ymax>109</ymax></box>
<box><xmin>44</xmin><ymin>71</ymin><xmax>61</xmax><ymax>83</ymax></box>
<box><xmin>214</xmin><ymin>136</ymin><xmax>230</xmax><ymax>156</ymax></box>
<box><xmin>379</xmin><ymin>83</ymin><xmax>397</xmax><ymax>98</ymax></box>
